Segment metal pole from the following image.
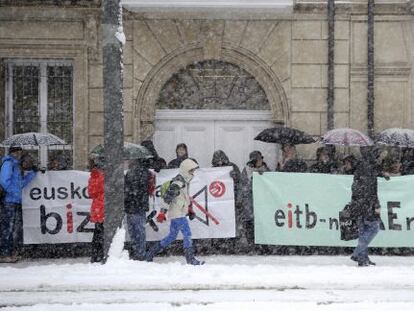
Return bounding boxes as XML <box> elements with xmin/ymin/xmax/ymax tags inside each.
<box><xmin>327</xmin><ymin>0</ymin><xmax>335</xmax><ymax>131</ymax></box>
<box><xmin>367</xmin><ymin>0</ymin><xmax>375</xmax><ymax>138</ymax></box>
<box><xmin>102</xmin><ymin>0</ymin><xmax>124</xmax><ymax>261</ymax></box>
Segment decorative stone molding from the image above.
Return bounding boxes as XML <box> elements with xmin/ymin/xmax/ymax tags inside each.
<box><xmin>133</xmin><ymin>44</ymin><xmax>289</xmax><ymax>141</ymax></box>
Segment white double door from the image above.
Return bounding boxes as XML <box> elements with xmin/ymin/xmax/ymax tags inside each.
<box><xmin>154</xmin><ymin>110</ymin><xmax>279</xmax><ymax>171</ymax></box>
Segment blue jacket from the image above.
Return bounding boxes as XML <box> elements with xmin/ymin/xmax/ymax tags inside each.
<box><xmin>0</xmin><ymin>155</ymin><xmax>36</xmax><ymax>204</ymax></box>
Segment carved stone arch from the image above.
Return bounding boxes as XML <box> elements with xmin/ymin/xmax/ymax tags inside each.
<box><xmin>134</xmin><ymin>44</ymin><xmax>289</xmax><ymax>140</ymax></box>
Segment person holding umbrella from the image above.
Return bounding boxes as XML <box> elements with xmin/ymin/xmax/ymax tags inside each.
<box><xmin>277</xmin><ymin>143</ymin><xmax>307</xmax><ymax>173</ymax></box>
<box><xmin>254</xmin><ymin>127</ymin><xmax>315</xmax><ymax>173</ymax></box>
<box><xmin>350</xmin><ymin>146</ymin><xmax>390</xmax><ymax>266</ymax></box>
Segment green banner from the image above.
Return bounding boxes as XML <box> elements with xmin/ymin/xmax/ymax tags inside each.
<box><xmin>253</xmin><ymin>172</ymin><xmax>414</xmax><ymax>247</ymax></box>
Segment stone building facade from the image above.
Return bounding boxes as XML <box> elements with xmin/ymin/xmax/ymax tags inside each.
<box><xmin>1</xmin><ymin>0</ymin><xmax>414</xmax><ymax>169</ymax></box>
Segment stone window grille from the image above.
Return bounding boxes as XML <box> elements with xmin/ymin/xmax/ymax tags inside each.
<box><xmin>5</xmin><ymin>59</ymin><xmax>73</xmax><ymax>168</ymax></box>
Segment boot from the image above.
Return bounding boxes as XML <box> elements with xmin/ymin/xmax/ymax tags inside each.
<box><xmin>184</xmin><ymin>247</ymin><xmax>205</xmax><ymax>265</ymax></box>
<box><xmin>146</xmin><ymin>242</ymin><xmax>163</xmax><ymax>262</ymax></box>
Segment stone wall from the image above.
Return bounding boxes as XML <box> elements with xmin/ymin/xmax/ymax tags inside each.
<box><xmin>1</xmin><ymin>1</ymin><xmax>413</xmax><ymax>166</ymax></box>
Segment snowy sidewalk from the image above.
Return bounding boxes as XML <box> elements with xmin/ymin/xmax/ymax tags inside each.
<box><xmin>1</xmin><ymin>255</ymin><xmax>414</xmax><ymax>310</ymax></box>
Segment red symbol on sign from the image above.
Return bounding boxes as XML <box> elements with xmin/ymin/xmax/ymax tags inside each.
<box><xmin>209</xmin><ymin>181</ymin><xmax>226</xmax><ymax>198</ymax></box>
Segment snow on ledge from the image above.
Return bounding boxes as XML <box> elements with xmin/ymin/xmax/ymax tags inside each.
<box><xmin>122</xmin><ymin>0</ymin><xmax>294</xmax><ymax>9</ymax></box>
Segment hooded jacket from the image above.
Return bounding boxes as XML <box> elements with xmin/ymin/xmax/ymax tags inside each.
<box><xmin>163</xmin><ymin>158</ymin><xmax>198</xmax><ymax>219</ymax></box>
<box><xmin>211</xmin><ymin>150</ymin><xmax>241</xmax><ymax>204</ymax></box>
<box><xmin>0</xmin><ymin>155</ymin><xmax>36</xmax><ymax>204</ymax></box>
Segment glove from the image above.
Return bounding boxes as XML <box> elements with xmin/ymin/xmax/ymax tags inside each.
<box><xmin>187</xmin><ymin>208</ymin><xmax>196</xmax><ymax>221</ymax></box>
<box><xmin>156</xmin><ymin>211</ymin><xmax>166</xmax><ymax>223</ymax></box>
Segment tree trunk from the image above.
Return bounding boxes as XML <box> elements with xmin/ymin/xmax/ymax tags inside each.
<box><xmin>102</xmin><ymin>0</ymin><xmax>124</xmax><ymax>261</ymax></box>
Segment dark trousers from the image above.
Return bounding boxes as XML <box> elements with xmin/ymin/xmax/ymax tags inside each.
<box><xmin>91</xmin><ymin>223</ymin><xmax>104</xmax><ymax>262</ymax></box>
<box><xmin>0</xmin><ymin>202</ymin><xmax>20</xmax><ymax>257</ymax></box>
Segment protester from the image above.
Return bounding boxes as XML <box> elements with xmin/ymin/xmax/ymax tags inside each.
<box><xmin>277</xmin><ymin>144</ymin><xmax>307</xmax><ymax>173</ymax></box>
<box><xmin>124</xmin><ymin>158</ymin><xmax>150</xmax><ymax>261</ymax></box>
<box><xmin>401</xmin><ymin>148</ymin><xmax>414</xmax><ymax>175</ymax></box>
<box><xmin>210</xmin><ymin>150</ymin><xmax>242</xmax><ymax>254</ymax></box>
<box><xmin>382</xmin><ymin>156</ymin><xmax>402</xmax><ymax>177</ymax></box>
<box><xmin>308</xmin><ymin>147</ymin><xmax>338</xmax><ymax>174</ymax></box>
<box><xmin>141</xmin><ymin>140</ymin><xmax>167</xmax><ymax>172</ymax></box>
<box><xmin>48</xmin><ymin>154</ymin><xmax>68</xmax><ymax>171</ymax></box>
<box><xmin>240</xmin><ymin>151</ymin><xmax>270</xmax><ymax>253</ymax></box>
<box><xmin>146</xmin><ymin>159</ymin><xmax>204</xmax><ymax>265</ymax></box>
<box><xmin>340</xmin><ymin>155</ymin><xmax>357</xmax><ymax>175</ymax></box>
<box><xmin>350</xmin><ymin>146</ymin><xmax>390</xmax><ymax>267</ymax></box>
<box><xmin>87</xmin><ymin>156</ymin><xmax>105</xmax><ymax>263</ymax></box>
<box><xmin>0</xmin><ymin>146</ymin><xmax>37</xmax><ymax>263</ymax></box>
<box><xmin>167</xmin><ymin>143</ymin><xmax>198</xmax><ymax>169</ymax></box>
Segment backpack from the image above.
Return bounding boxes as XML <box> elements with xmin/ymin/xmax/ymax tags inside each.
<box><xmin>159</xmin><ymin>175</ymin><xmax>185</xmax><ymax>202</ymax></box>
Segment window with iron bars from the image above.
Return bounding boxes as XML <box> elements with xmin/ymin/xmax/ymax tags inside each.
<box><xmin>5</xmin><ymin>60</ymin><xmax>73</xmax><ymax>169</ymax></box>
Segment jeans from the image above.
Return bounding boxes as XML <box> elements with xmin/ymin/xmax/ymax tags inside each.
<box><xmin>126</xmin><ymin>211</ymin><xmax>146</xmax><ymax>259</ymax></box>
<box><xmin>0</xmin><ymin>203</ymin><xmax>19</xmax><ymax>257</ymax></box>
<box><xmin>352</xmin><ymin>219</ymin><xmax>380</xmax><ymax>264</ymax></box>
<box><xmin>160</xmin><ymin>217</ymin><xmax>192</xmax><ymax>249</ymax></box>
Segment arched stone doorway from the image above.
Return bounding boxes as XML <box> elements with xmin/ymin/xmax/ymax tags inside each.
<box><xmin>153</xmin><ymin>60</ymin><xmax>280</xmax><ymax>169</ymax></box>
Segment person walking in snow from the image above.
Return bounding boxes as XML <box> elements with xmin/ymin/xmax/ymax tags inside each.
<box><xmin>87</xmin><ymin>156</ymin><xmax>105</xmax><ymax>263</ymax></box>
<box><xmin>146</xmin><ymin>158</ymin><xmax>204</xmax><ymax>265</ymax></box>
<box><xmin>124</xmin><ymin>158</ymin><xmax>151</xmax><ymax>261</ymax></box>
<box><xmin>350</xmin><ymin>146</ymin><xmax>389</xmax><ymax>267</ymax></box>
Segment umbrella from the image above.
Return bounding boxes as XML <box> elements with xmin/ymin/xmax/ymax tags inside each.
<box><xmin>254</xmin><ymin>127</ymin><xmax>316</xmax><ymax>145</ymax></box>
<box><xmin>375</xmin><ymin>128</ymin><xmax>414</xmax><ymax>148</ymax></box>
<box><xmin>90</xmin><ymin>142</ymin><xmax>153</xmax><ymax>160</ymax></box>
<box><xmin>321</xmin><ymin>128</ymin><xmax>373</xmax><ymax>146</ymax></box>
<box><xmin>1</xmin><ymin>132</ymin><xmax>66</xmax><ymax>147</ymax></box>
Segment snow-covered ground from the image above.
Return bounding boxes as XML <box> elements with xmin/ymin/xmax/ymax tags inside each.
<box><xmin>1</xmin><ymin>255</ymin><xmax>414</xmax><ymax>310</ymax></box>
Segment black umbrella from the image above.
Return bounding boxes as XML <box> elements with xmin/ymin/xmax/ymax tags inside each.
<box><xmin>375</xmin><ymin>128</ymin><xmax>414</xmax><ymax>148</ymax></box>
<box><xmin>254</xmin><ymin>127</ymin><xmax>316</xmax><ymax>145</ymax></box>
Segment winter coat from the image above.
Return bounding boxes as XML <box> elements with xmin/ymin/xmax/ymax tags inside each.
<box><xmin>308</xmin><ymin>161</ymin><xmax>337</xmax><ymax>174</ymax></box>
<box><xmin>141</xmin><ymin>140</ymin><xmax>166</xmax><ymax>173</ymax></box>
<box><xmin>211</xmin><ymin>150</ymin><xmax>242</xmax><ymax>205</ymax></box>
<box><xmin>88</xmin><ymin>168</ymin><xmax>105</xmax><ymax>223</ymax></box>
<box><xmin>124</xmin><ymin>162</ymin><xmax>150</xmax><ymax>214</ymax></box>
<box><xmin>278</xmin><ymin>158</ymin><xmax>308</xmax><ymax>173</ymax></box>
<box><xmin>0</xmin><ymin>155</ymin><xmax>36</xmax><ymax>204</ymax></box>
<box><xmin>163</xmin><ymin>159</ymin><xmax>198</xmax><ymax>219</ymax></box>
<box><xmin>351</xmin><ymin>154</ymin><xmax>384</xmax><ymax>221</ymax></box>
<box><xmin>167</xmin><ymin>156</ymin><xmax>187</xmax><ymax>169</ymax></box>
<box><xmin>241</xmin><ymin>163</ymin><xmax>270</xmax><ymax>221</ymax></box>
